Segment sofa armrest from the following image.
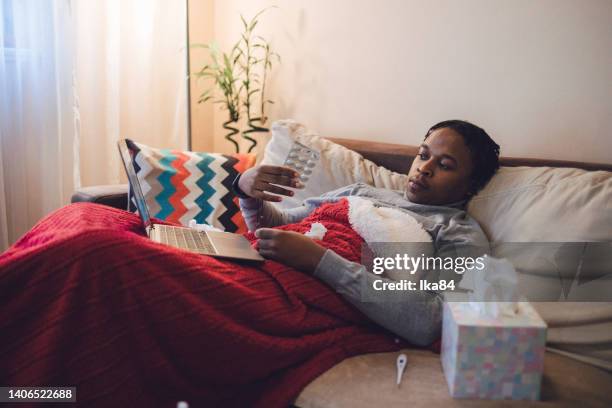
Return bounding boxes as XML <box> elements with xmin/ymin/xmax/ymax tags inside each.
<box><xmin>71</xmin><ymin>184</ymin><xmax>129</xmax><ymax>210</ymax></box>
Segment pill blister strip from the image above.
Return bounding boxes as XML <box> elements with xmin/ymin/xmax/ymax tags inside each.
<box><xmin>282</xmin><ymin>141</ymin><xmax>320</xmax><ymax>183</ymax></box>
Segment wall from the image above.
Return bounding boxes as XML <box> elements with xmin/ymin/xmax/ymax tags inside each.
<box><xmin>190</xmin><ymin>0</ymin><xmax>612</xmax><ymax>163</ymax></box>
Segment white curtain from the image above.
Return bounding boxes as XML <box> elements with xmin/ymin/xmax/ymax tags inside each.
<box><xmin>0</xmin><ymin>0</ymin><xmax>187</xmax><ymax>251</ymax></box>
<box><xmin>74</xmin><ymin>0</ymin><xmax>188</xmax><ymax>187</ymax></box>
<box><xmin>0</xmin><ymin>0</ymin><xmax>77</xmax><ymax>251</ymax></box>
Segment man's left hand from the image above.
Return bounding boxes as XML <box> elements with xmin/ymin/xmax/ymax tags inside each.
<box><xmin>255</xmin><ymin>228</ymin><xmax>327</xmax><ymax>274</ymax></box>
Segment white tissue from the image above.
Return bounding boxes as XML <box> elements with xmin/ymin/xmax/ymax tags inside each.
<box><xmin>188</xmin><ymin>219</ymin><xmax>222</xmax><ymax>233</ymax></box>
<box><xmin>468</xmin><ymin>255</ymin><xmax>520</xmax><ymax>318</ymax></box>
<box><xmin>304</xmin><ymin>222</ymin><xmax>327</xmax><ymax>240</ymax></box>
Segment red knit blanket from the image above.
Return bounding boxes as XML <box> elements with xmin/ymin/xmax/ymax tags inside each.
<box><xmin>0</xmin><ymin>200</ymin><xmax>424</xmax><ymax>407</ymax></box>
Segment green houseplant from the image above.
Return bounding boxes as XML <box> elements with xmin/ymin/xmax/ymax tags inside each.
<box><xmin>193</xmin><ymin>8</ymin><xmax>279</xmax><ymax>153</ymax></box>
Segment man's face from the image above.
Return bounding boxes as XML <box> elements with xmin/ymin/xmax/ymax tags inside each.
<box><xmin>405</xmin><ymin>127</ymin><xmax>474</xmax><ymax>205</ymax></box>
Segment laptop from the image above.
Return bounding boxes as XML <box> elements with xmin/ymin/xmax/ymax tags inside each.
<box><xmin>118</xmin><ymin>139</ymin><xmax>264</xmax><ymax>262</ymax></box>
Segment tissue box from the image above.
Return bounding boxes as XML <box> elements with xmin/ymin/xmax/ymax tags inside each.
<box><xmin>441</xmin><ymin>302</ymin><xmax>547</xmax><ymax>400</ymax></box>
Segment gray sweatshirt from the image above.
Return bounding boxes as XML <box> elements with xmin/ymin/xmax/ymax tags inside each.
<box><xmin>239</xmin><ymin>183</ymin><xmax>489</xmax><ymax>346</ymax></box>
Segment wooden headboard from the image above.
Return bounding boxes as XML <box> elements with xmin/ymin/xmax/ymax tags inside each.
<box><xmin>327</xmin><ymin>138</ymin><xmax>612</xmax><ymax>174</ymax></box>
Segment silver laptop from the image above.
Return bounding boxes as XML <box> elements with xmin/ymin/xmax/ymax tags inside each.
<box><xmin>118</xmin><ymin>140</ymin><xmax>264</xmax><ymax>262</ymax></box>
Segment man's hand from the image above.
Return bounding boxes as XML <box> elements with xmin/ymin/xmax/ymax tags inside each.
<box><xmin>255</xmin><ymin>228</ymin><xmax>327</xmax><ymax>273</ymax></box>
<box><xmin>238</xmin><ymin>165</ymin><xmax>303</xmax><ymax>202</ymax></box>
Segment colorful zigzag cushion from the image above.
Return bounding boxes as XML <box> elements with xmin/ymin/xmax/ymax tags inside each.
<box><xmin>126</xmin><ymin>139</ymin><xmax>256</xmax><ymax>233</ymax></box>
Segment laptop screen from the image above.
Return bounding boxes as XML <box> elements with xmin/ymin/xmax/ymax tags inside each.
<box><xmin>117</xmin><ymin>139</ymin><xmax>152</xmax><ymax>229</ymax></box>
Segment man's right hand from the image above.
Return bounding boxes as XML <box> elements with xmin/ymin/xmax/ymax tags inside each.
<box><xmin>237</xmin><ymin>165</ymin><xmax>304</xmax><ymax>202</ymax></box>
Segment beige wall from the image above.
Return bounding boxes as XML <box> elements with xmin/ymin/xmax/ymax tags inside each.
<box><xmin>190</xmin><ymin>0</ymin><xmax>612</xmax><ymax>163</ymax></box>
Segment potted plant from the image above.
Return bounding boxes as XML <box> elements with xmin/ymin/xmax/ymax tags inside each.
<box><xmin>193</xmin><ymin>8</ymin><xmax>279</xmax><ymax>153</ymax></box>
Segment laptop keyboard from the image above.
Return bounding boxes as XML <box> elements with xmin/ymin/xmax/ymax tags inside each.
<box><xmin>156</xmin><ymin>224</ymin><xmax>216</xmax><ymax>254</ymax></box>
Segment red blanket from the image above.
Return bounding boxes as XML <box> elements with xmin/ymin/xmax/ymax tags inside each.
<box><xmin>0</xmin><ymin>200</ymin><xmax>423</xmax><ymax>407</ymax></box>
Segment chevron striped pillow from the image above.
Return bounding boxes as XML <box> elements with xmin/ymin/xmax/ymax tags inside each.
<box><xmin>126</xmin><ymin>139</ymin><xmax>256</xmax><ymax>233</ymax></box>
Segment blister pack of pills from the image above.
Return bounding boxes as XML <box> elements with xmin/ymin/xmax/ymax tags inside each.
<box><xmin>282</xmin><ymin>141</ymin><xmax>320</xmax><ymax>184</ymax></box>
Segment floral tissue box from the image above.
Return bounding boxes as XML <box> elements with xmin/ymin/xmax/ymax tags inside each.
<box><xmin>440</xmin><ymin>302</ymin><xmax>547</xmax><ymax>400</ymax></box>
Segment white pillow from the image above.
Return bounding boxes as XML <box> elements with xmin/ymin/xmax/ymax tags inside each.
<box><xmin>466</xmin><ymin>166</ymin><xmax>611</xmax><ymax>295</ymax></box>
<box><xmin>467</xmin><ymin>166</ymin><xmax>612</xmax><ymax>242</ymax></box>
<box><xmin>261</xmin><ymin>120</ymin><xmax>408</xmax><ymax>208</ymax></box>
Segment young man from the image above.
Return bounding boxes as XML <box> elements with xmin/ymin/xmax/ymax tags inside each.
<box><xmin>233</xmin><ymin>119</ymin><xmax>500</xmax><ymax>346</ymax></box>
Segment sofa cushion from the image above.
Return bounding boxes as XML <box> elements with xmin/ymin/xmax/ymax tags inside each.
<box><xmin>126</xmin><ymin>139</ymin><xmax>256</xmax><ymax>233</ymax></box>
